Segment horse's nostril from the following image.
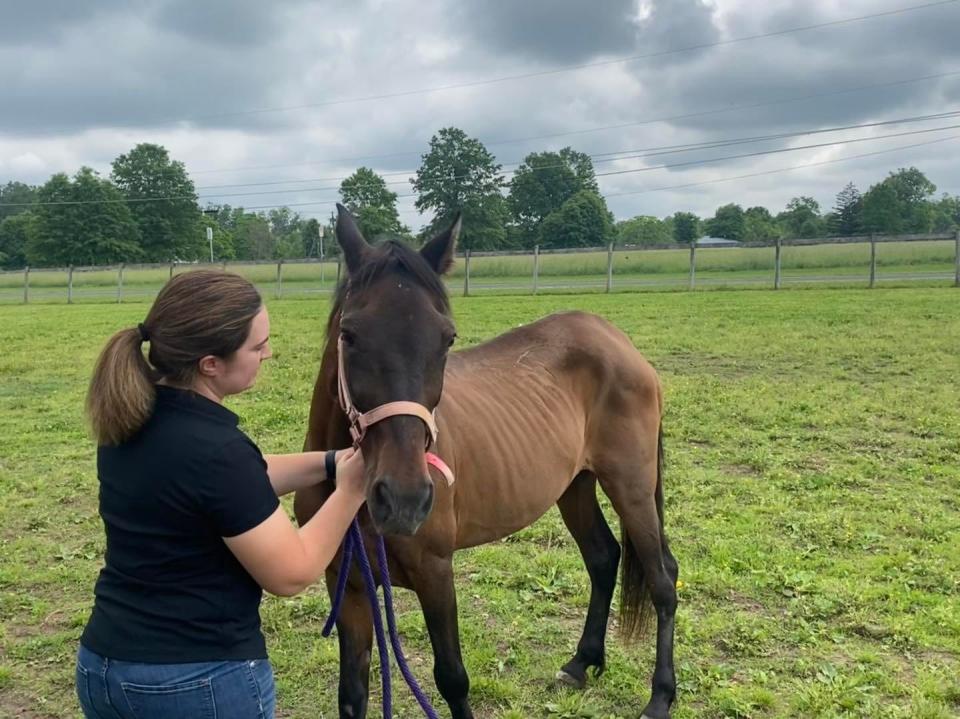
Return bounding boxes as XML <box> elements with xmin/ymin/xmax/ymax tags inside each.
<box><xmin>417</xmin><ymin>482</ymin><xmax>435</xmax><ymax>519</ymax></box>
<box><xmin>372</xmin><ymin>479</ymin><xmax>393</xmax><ymax>512</ymax></box>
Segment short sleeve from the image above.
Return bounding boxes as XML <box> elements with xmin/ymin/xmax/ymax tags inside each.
<box><xmin>203</xmin><ymin>437</ymin><xmax>280</xmax><ymax>538</ymax></box>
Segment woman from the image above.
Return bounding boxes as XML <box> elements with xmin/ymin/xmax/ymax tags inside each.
<box><xmin>76</xmin><ymin>270</ymin><xmax>364</xmax><ymax>718</ymax></box>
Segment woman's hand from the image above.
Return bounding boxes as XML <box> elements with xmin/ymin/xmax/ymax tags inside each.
<box><xmin>334</xmin><ymin>448</ymin><xmax>366</xmax><ymax>500</ymax></box>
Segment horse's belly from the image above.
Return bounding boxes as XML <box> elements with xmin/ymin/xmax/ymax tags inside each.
<box><xmin>452</xmin><ymin>447</ymin><xmax>582</xmax><ymax>549</ymax></box>
<box><xmin>441</xmin><ymin>365</ymin><xmax>591</xmax><ymax>550</ymax></box>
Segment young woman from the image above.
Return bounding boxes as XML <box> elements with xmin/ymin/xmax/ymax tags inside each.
<box><xmin>76</xmin><ymin>270</ymin><xmax>363</xmax><ymax>718</ymax></box>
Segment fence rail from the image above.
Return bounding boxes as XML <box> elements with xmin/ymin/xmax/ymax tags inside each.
<box><xmin>2</xmin><ymin>231</ymin><xmax>958</xmax><ymax>304</ymax></box>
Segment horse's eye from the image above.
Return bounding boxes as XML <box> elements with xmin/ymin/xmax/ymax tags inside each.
<box><xmin>446</xmin><ymin>333</ymin><xmax>457</xmax><ymax>348</ymax></box>
<box><xmin>341</xmin><ymin>329</ymin><xmax>356</xmax><ymax>347</ymax></box>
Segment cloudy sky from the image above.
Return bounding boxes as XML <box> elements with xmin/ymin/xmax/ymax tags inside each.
<box><xmin>2</xmin><ymin>0</ymin><xmax>959</xmax><ymax>230</ymax></box>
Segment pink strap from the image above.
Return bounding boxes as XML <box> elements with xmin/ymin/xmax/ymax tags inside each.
<box><xmin>426</xmin><ymin>452</ymin><xmax>455</xmax><ymax>487</ymax></box>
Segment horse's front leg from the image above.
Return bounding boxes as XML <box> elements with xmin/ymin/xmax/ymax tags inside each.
<box><xmin>413</xmin><ymin>555</ymin><xmax>474</xmax><ymax>719</ymax></box>
<box><xmin>330</xmin><ymin>579</ymin><xmax>374</xmax><ymax>719</ymax></box>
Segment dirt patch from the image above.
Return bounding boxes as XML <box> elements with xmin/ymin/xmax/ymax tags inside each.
<box><xmin>657</xmin><ymin>352</ymin><xmax>758</xmax><ymax>379</ymax></box>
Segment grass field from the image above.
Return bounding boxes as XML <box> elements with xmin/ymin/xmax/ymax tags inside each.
<box><xmin>1</xmin><ymin>288</ymin><xmax>959</xmax><ymax>718</ymax></box>
<box><xmin>1</xmin><ymin>240</ymin><xmax>956</xmax><ymax>304</ymax></box>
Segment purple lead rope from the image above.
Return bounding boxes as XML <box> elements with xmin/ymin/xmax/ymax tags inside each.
<box><xmin>376</xmin><ymin>533</ymin><xmax>441</xmax><ymax>719</ymax></box>
<box><xmin>323</xmin><ymin>517</ymin><xmax>440</xmax><ymax>718</ymax></box>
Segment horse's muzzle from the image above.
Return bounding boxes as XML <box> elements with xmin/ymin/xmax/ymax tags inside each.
<box><xmin>368</xmin><ymin>476</ymin><xmax>435</xmax><ymax>535</ymax></box>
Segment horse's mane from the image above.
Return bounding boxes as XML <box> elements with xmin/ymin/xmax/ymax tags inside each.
<box><xmin>325</xmin><ymin>239</ymin><xmax>450</xmax><ymax>339</ymax></box>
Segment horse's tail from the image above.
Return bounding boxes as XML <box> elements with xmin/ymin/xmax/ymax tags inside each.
<box><xmin>618</xmin><ymin>423</ymin><xmax>664</xmax><ymax>642</ymax></box>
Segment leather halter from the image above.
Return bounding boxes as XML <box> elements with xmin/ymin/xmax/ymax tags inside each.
<box><xmin>336</xmin><ymin>335</ymin><xmax>455</xmax><ymax>486</ymax></box>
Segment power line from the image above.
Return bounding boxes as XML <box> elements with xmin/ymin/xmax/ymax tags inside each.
<box><xmin>190</xmin><ymin>109</ymin><xmax>960</xmax><ymax>193</ymax></box>
<box><xmin>245</xmin><ymin>133</ymin><xmax>960</xmax><ymax>211</ymax></box>
<box><xmin>605</xmin><ymin>135</ymin><xmax>960</xmax><ymax>198</ymax></box>
<box><xmin>7</xmin><ymin>120</ymin><xmax>959</xmax><ymax>209</ymax></box>
<box><xmin>591</xmin><ymin>122</ymin><xmax>960</xmax><ymax>178</ymax></box>
<box><xmin>188</xmin><ymin>69</ymin><xmax>960</xmax><ymax>176</ymax></box>
<box><xmin>193</xmin><ymin>121</ymin><xmax>960</xmax><ymax>200</ymax></box>
<box><xmin>176</xmin><ymin>0</ymin><xmax>959</xmax><ymax>123</ymax></box>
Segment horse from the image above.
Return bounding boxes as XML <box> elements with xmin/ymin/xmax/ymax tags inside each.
<box><xmin>294</xmin><ymin>205</ymin><xmax>678</xmax><ymax>719</ymax></box>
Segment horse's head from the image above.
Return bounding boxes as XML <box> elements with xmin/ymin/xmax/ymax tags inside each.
<box><xmin>332</xmin><ymin>204</ymin><xmax>459</xmax><ymax>535</ymax></box>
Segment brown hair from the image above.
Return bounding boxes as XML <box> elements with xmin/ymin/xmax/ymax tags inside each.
<box><xmin>86</xmin><ymin>270</ymin><xmax>262</xmax><ymax>446</ymax></box>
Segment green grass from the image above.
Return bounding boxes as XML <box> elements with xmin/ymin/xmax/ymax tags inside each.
<box><xmin>1</xmin><ymin>289</ymin><xmax>959</xmax><ymax>718</ymax></box>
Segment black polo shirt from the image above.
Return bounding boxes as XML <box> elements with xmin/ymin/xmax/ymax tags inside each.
<box><xmin>80</xmin><ymin>385</ymin><xmax>280</xmax><ymax>663</ymax></box>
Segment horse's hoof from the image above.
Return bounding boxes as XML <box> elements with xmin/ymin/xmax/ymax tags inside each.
<box><xmin>555</xmin><ymin>670</ymin><xmax>586</xmax><ymax>690</ymax></box>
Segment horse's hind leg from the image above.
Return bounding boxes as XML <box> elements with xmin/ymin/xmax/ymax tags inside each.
<box><xmin>595</xmin><ymin>438</ymin><xmax>678</xmax><ymax>719</ymax></box>
<box><xmin>412</xmin><ymin>554</ymin><xmax>474</xmax><ymax>719</ymax></box>
<box><xmin>555</xmin><ymin>470</ymin><xmax>621</xmax><ymax>689</ymax></box>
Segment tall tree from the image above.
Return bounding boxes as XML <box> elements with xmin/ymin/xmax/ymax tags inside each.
<box><xmin>861</xmin><ymin>167</ymin><xmax>936</xmax><ymax>234</ymax></box>
<box><xmin>28</xmin><ymin>168</ymin><xmax>141</xmax><ymax>266</ymax></box>
<box><xmin>616</xmin><ymin>215</ymin><xmax>672</xmax><ymax>246</ymax></box>
<box><xmin>538</xmin><ymin>190</ymin><xmax>614</xmax><ymax>249</ymax></box>
<box><xmin>507</xmin><ymin>147</ymin><xmax>598</xmax><ymax>248</ymax></box>
<box><xmin>232</xmin><ymin>213</ymin><xmax>274</xmax><ymax>260</ymax></box>
<box><xmin>0</xmin><ymin>212</ymin><xmax>37</xmax><ymax>268</ymax></box>
<box><xmin>267</xmin><ymin>206</ymin><xmax>304</xmax><ymax>258</ymax></box>
<box><xmin>931</xmin><ymin>194</ymin><xmax>960</xmax><ymax>232</ymax></box>
<box><xmin>672</xmin><ymin>212</ymin><xmax>700</xmax><ymax>244</ymax></box>
<box><xmin>300</xmin><ymin>218</ymin><xmax>321</xmax><ymax>257</ymax></box>
<box><xmin>111</xmin><ymin>143</ymin><xmax>201</xmax><ymax>261</ymax></box>
<box><xmin>829</xmin><ymin>182</ymin><xmax>864</xmax><ymax>236</ymax></box>
<box><xmin>778</xmin><ymin>197</ymin><xmax>825</xmax><ymax>238</ymax></box>
<box><xmin>340</xmin><ymin>167</ymin><xmax>408</xmax><ymax>239</ymax></box>
<box><xmin>742</xmin><ymin>206</ymin><xmax>780</xmax><ymax>241</ymax></box>
<box><xmin>705</xmin><ymin>203</ymin><xmax>746</xmax><ymax>240</ymax></box>
<box><xmin>0</xmin><ymin>181</ymin><xmax>37</xmax><ymax>222</ymax></box>
<box><xmin>412</xmin><ymin>127</ymin><xmax>506</xmax><ymax>250</ymax></box>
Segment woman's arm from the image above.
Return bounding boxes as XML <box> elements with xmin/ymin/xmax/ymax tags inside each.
<box><xmin>263</xmin><ymin>449</ymin><xmax>349</xmax><ymax>496</ymax></box>
<box><xmin>224</xmin><ymin>449</ymin><xmax>366</xmax><ymax>596</ymax></box>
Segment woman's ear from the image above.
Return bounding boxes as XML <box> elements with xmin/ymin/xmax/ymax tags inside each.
<box><xmin>198</xmin><ymin>355</ymin><xmax>221</xmax><ymax>378</ymax></box>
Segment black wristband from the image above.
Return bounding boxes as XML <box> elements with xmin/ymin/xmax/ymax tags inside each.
<box><xmin>325</xmin><ymin>449</ymin><xmax>338</xmax><ymax>486</ymax></box>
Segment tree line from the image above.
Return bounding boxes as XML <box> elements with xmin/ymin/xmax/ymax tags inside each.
<box><xmin>1</xmin><ymin>129</ymin><xmax>958</xmax><ymax>270</ymax></box>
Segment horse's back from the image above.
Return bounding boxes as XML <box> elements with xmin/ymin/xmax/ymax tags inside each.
<box><xmin>449</xmin><ymin>310</ymin><xmax>660</xmax><ymax>412</ymax></box>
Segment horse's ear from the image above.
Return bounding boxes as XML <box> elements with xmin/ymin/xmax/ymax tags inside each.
<box><xmin>336</xmin><ymin>203</ymin><xmax>370</xmax><ymax>273</ymax></box>
<box><xmin>420</xmin><ymin>212</ymin><xmax>460</xmax><ymax>275</ymax></box>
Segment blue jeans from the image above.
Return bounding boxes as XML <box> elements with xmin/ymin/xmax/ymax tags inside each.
<box><xmin>76</xmin><ymin>644</ymin><xmax>275</xmax><ymax>719</ymax></box>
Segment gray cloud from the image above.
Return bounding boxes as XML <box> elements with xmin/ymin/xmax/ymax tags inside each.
<box><xmin>0</xmin><ymin>0</ymin><xmax>129</xmax><ymax>44</ymax></box>
<box><xmin>452</xmin><ymin>0</ymin><xmax>640</xmax><ymax>63</ymax></box>
<box><xmin>1</xmin><ymin>0</ymin><xmax>959</xmax><ymax>226</ymax></box>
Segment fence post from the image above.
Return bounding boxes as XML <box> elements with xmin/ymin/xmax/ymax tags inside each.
<box><xmin>463</xmin><ymin>250</ymin><xmax>471</xmax><ymax>297</ymax></box>
<box><xmin>774</xmin><ymin>237</ymin><xmax>782</xmax><ymax>289</ymax></box>
<box><xmin>606</xmin><ymin>243</ymin><xmax>614</xmax><ymax>293</ymax></box>
<box><xmin>276</xmin><ymin>260</ymin><xmax>283</xmax><ymax>299</ymax></box>
<box><xmin>954</xmin><ymin>229</ymin><xmax>959</xmax><ymax>288</ymax></box>
<box><xmin>869</xmin><ymin>234</ymin><xmax>877</xmax><ymax>288</ymax></box>
<box><xmin>169</xmin><ymin>261</ymin><xmax>175</xmax><ymax>279</ymax></box>
<box><xmin>222</xmin><ymin>260</ymin><xmax>228</xmax><ymax>272</ymax></box>
<box><xmin>336</xmin><ymin>260</ymin><xmax>342</xmax><ymax>285</ymax></box>
<box><xmin>532</xmin><ymin>245</ymin><xmax>540</xmax><ymax>295</ymax></box>
<box><xmin>67</xmin><ymin>265</ymin><xmax>74</xmax><ymax>304</ymax></box>
<box><xmin>689</xmin><ymin>242</ymin><xmax>696</xmax><ymax>290</ymax></box>
<box><xmin>118</xmin><ymin>263</ymin><xmax>125</xmax><ymax>304</ymax></box>
<box><xmin>23</xmin><ymin>266</ymin><xmax>29</xmax><ymax>304</ymax></box>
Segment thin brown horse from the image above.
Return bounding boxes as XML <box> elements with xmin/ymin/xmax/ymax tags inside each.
<box><xmin>294</xmin><ymin>206</ymin><xmax>678</xmax><ymax>719</ymax></box>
